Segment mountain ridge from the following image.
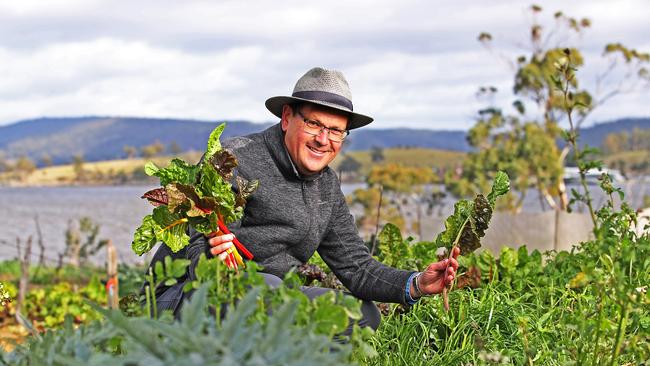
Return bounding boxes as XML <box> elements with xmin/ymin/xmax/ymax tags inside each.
<box><xmin>0</xmin><ymin>116</ymin><xmax>647</xmax><ymax>165</ymax></box>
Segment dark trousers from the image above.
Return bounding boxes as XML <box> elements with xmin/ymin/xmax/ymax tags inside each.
<box><xmin>259</xmin><ymin>272</ymin><xmax>381</xmax><ymax>337</ymax></box>
<box><xmin>155</xmin><ymin>272</ymin><xmax>381</xmax><ymax>337</ymax></box>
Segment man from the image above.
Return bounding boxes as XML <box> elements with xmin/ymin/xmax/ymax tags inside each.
<box><xmin>153</xmin><ymin>67</ymin><xmax>459</xmax><ymax>333</ymax></box>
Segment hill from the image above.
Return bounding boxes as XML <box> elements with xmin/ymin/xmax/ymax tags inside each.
<box><xmin>0</xmin><ymin>116</ymin><xmax>647</xmax><ymax>165</ymax></box>
<box><xmin>0</xmin><ymin>117</ymin><xmax>269</xmax><ymax>165</ymax></box>
<box><xmin>577</xmin><ymin>117</ymin><xmax>650</xmax><ymax>149</ymax></box>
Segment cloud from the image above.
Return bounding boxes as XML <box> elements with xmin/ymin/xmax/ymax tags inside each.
<box><xmin>0</xmin><ymin>0</ymin><xmax>648</xmax><ymax>129</ymax></box>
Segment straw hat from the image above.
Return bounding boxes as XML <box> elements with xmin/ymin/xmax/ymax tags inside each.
<box><xmin>265</xmin><ymin>67</ymin><xmax>373</xmax><ymax>130</ymax></box>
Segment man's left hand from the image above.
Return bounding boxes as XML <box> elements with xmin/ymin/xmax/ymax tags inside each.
<box><xmin>416</xmin><ymin>247</ymin><xmax>460</xmax><ymax>296</ymax></box>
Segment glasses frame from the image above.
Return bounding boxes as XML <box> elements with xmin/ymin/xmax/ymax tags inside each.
<box><xmin>297</xmin><ymin>111</ymin><xmax>349</xmax><ymax>142</ymax></box>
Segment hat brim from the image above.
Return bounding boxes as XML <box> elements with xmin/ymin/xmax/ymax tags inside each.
<box><xmin>265</xmin><ymin>96</ymin><xmax>373</xmax><ymax>130</ymax></box>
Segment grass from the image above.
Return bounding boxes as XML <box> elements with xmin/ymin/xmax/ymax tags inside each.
<box><xmin>603</xmin><ymin>150</ymin><xmax>649</xmax><ymax>167</ymax></box>
<box><xmin>0</xmin><ymin>151</ymin><xmax>203</xmax><ymax>186</ymax></box>
<box><xmin>2</xmin><ymin>148</ymin><xmax>464</xmax><ymax>186</ymax></box>
<box><xmin>330</xmin><ymin>148</ymin><xmax>466</xmax><ymax>176</ymax></box>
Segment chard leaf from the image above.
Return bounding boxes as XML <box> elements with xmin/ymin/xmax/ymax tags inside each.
<box><xmin>235</xmin><ymin>176</ymin><xmax>259</xmax><ymax>208</ymax></box>
<box><xmin>166</xmin><ymin>183</ymin><xmax>215</xmax><ymax>217</ymax></box>
<box><xmin>132</xmin><ymin>122</ymin><xmax>253</xmax><ymax>256</ymax></box>
<box><xmin>197</xmin><ymin>163</ymin><xmax>242</xmax><ymax>224</ymax></box>
<box><xmin>189</xmin><ymin>213</ymin><xmax>219</xmax><ymax>234</ymax></box>
<box><xmin>132</xmin><ymin>215</ymin><xmax>158</xmax><ymax>256</ymax></box>
<box><xmin>152</xmin><ymin>206</ymin><xmax>190</xmax><ymax>252</ymax></box>
<box><xmin>435</xmin><ymin>172</ymin><xmax>510</xmax><ymax>255</ymax></box>
<box><xmin>166</xmin><ymin>183</ymin><xmax>190</xmax><ymax>212</ymax></box>
<box><xmin>141</xmin><ymin>187</ymin><xmax>168</xmax><ymax>207</ymax></box>
<box><xmin>487</xmin><ymin>171</ymin><xmax>510</xmax><ymax>206</ymax></box>
<box><xmin>144</xmin><ymin>162</ymin><xmax>159</xmax><ymax>176</ymax></box>
<box><xmin>436</xmin><ymin>200</ymin><xmax>473</xmax><ymax>248</ymax></box>
<box><xmin>472</xmin><ymin>194</ymin><xmax>492</xmax><ymax>236</ymax></box>
<box><xmin>377</xmin><ymin>223</ymin><xmax>409</xmax><ymax>267</ymax></box>
<box><xmin>209</xmin><ymin>149</ymin><xmax>238</xmax><ymax>180</ymax></box>
<box><xmin>205</xmin><ymin>123</ymin><xmax>226</xmax><ymax>161</ymax></box>
<box><xmin>149</xmin><ymin>158</ymin><xmax>200</xmax><ymax>186</ymax></box>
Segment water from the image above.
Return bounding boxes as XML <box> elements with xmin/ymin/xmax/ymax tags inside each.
<box><xmin>1</xmin><ymin>179</ymin><xmax>648</xmax><ymax>265</ymax></box>
<box><xmin>0</xmin><ymin>185</ymin><xmax>156</xmax><ymax>265</ymax></box>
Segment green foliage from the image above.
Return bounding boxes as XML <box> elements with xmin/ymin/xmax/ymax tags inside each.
<box><xmin>377</xmin><ymin>224</ymin><xmax>412</xmax><ymax>268</ymax></box>
<box><xmin>436</xmin><ymin>171</ymin><xmax>510</xmax><ymax>254</ymax></box>
<box><xmin>205</xmin><ymin>122</ymin><xmax>225</xmax><ymax>160</ymax></box>
<box><xmin>452</xmin><ymin>5</ymin><xmax>649</xmax><ymax>213</ymax></box>
<box><xmin>133</xmin><ymin>123</ymin><xmax>256</xmax><ymax>257</ymax></box>
<box><xmin>0</xmin><ymin>282</ymin><xmax>11</xmax><ymax>309</ymax></box>
<box><xmin>2</xmin><ymin>285</ymin><xmax>355</xmax><ymax>366</ymax></box>
<box><xmin>446</xmin><ymin>111</ymin><xmax>562</xmax><ymax>212</ymax></box>
<box><xmin>151</xmin><ymin>206</ymin><xmax>190</xmax><ymax>253</ymax></box>
<box><xmin>21</xmin><ymin>277</ymin><xmax>106</xmax><ymax>329</ymax></box>
<box><xmin>145</xmin><ymin>158</ymin><xmax>199</xmax><ymax>186</ymax></box>
<box><xmin>131</xmin><ymin>215</ymin><xmax>157</xmax><ymax>255</ymax></box>
<box><xmin>366</xmin><ymin>164</ymin><xmax>436</xmax><ymax>193</ymax></box>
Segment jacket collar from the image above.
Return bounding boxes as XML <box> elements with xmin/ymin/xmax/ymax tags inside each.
<box><xmin>263</xmin><ymin>123</ymin><xmax>323</xmax><ymax>182</ymax></box>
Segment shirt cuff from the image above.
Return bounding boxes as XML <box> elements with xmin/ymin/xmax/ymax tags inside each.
<box><xmin>405</xmin><ymin>271</ymin><xmax>421</xmax><ymax>305</ymax></box>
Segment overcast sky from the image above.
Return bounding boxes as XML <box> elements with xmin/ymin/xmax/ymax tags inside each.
<box><xmin>1</xmin><ymin>0</ymin><xmax>648</xmax><ymax>130</ymax></box>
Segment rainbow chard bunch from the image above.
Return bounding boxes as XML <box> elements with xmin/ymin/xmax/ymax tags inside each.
<box><xmin>435</xmin><ymin>171</ymin><xmax>510</xmax><ymax>311</ymax></box>
<box><xmin>131</xmin><ymin>123</ymin><xmax>258</xmax><ymax>269</ymax></box>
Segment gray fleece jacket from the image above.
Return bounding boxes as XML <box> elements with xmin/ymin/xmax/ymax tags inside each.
<box><xmin>153</xmin><ymin>123</ymin><xmax>414</xmax><ymax>304</ymax></box>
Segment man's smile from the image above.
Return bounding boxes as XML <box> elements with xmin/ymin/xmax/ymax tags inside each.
<box><xmin>306</xmin><ymin>144</ymin><xmax>330</xmax><ymax>156</ymax></box>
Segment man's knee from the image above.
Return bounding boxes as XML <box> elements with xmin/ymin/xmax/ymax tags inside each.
<box><xmin>359</xmin><ymin>300</ymin><xmax>381</xmax><ymax>331</ymax></box>
<box><xmin>259</xmin><ymin>272</ymin><xmax>283</xmax><ymax>289</ymax></box>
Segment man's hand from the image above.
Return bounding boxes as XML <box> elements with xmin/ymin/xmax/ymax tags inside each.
<box><xmin>208</xmin><ymin>233</ymin><xmax>236</xmax><ymax>262</ymax></box>
<box><xmin>414</xmin><ymin>247</ymin><xmax>460</xmax><ymax>296</ymax></box>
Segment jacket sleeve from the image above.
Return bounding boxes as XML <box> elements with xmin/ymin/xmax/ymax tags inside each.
<box><xmin>317</xmin><ymin>193</ymin><xmax>415</xmax><ymax>304</ymax></box>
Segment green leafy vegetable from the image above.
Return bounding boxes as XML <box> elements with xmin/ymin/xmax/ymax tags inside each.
<box><xmin>205</xmin><ymin>123</ymin><xmax>225</xmax><ymax>160</ymax></box>
<box><xmin>435</xmin><ymin>171</ymin><xmax>510</xmax><ymax>254</ymax></box>
<box><xmin>209</xmin><ymin>149</ymin><xmax>238</xmax><ymax>180</ymax></box>
<box><xmin>131</xmin><ymin>122</ymin><xmax>258</xmax><ymax>261</ymax></box>
<box><xmin>152</xmin><ymin>206</ymin><xmax>189</xmax><ymax>253</ymax></box>
<box><xmin>132</xmin><ymin>215</ymin><xmax>157</xmax><ymax>256</ymax></box>
<box><xmin>145</xmin><ymin>158</ymin><xmax>200</xmax><ymax>186</ymax></box>
<box><xmin>235</xmin><ymin>175</ymin><xmax>260</xmax><ymax>208</ymax></box>
<box><xmin>377</xmin><ymin>223</ymin><xmax>410</xmax><ymax>268</ymax></box>
<box><xmin>434</xmin><ymin>171</ymin><xmax>509</xmax><ymax>311</ymax></box>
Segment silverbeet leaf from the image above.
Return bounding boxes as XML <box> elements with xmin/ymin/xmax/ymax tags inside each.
<box><xmin>435</xmin><ymin>172</ymin><xmax>510</xmax><ymax>255</ymax></box>
<box><xmin>141</xmin><ymin>187</ymin><xmax>168</xmax><ymax>207</ymax></box>
<box><xmin>132</xmin><ymin>123</ymin><xmax>253</xmax><ymax>256</ymax></box>
<box><xmin>235</xmin><ymin>175</ymin><xmax>259</xmax><ymax>208</ymax></box>
<box><xmin>132</xmin><ymin>215</ymin><xmax>158</xmax><ymax>256</ymax></box>
<box><xmin>209</xmin><ymin>149</ymin><xmax>238</xmax><ymax>181</ymax></box>
<box><xmin>377</xmin><ymin>223</ymin><xmax>409</xmax><ymax>268</ymax></box>
<box><xmin>152</xmin><ymin>206</ymin><xmax>190</xmax><ymax>253</ymax></box>
<box><xmin>149</xmin><ymin>159</ymin><xmax>200</xmax><ymax>186</ymax></box>
<box><xmin>189</xmin><ymin>213</ymin><xmax>219</xmax><ymax>234</ymax></box>
<box><xmin>197</xmin><ymin>163</ymin><xmax>242</xmax><ymax>224</ymax></box>
<box><xmin>487</xmin><ymin>171</ymin><xmax>510</xmax><ymax>206</ymax></box>
<box><xmin>204</xmin><ymin>122</ymin><xmax>226</xmax><ymax>161</ymax></box>
<box><xmin>144</xmin><ymin>162</ymin><xmax>159</xmax><ymax>176</ymax></box>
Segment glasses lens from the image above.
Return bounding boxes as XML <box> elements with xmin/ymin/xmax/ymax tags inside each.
<box><xmin>301</xmin><ymin>116</ymin><xmax>347</xmax><ymax>142</ymax></box>
<box><xmin>328</xmin><ymin>130</ymin><xmax>346</xmax><ymax>142</ymax></box>
<box><xmin>304</xmin><ymin>120</ymin><xmax>322</xmax><ymax>134</ymax></box>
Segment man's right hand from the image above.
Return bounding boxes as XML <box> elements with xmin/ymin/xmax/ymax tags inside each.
<box><xmin>208</xmin><ymin>233</ymin><xmax>235</xmax><ymax>262</ymax></box>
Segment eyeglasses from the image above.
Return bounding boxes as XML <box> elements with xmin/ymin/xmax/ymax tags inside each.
<box><xmin>298</xmin><ymin>111</ymin><xmax>349</xmax><ymax>142</ymax></box>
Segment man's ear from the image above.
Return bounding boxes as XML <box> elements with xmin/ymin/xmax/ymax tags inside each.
<box><xmin>280</xmin><ymin>104</ymin><xmax>293</xmax><ymax>132</ymax></box>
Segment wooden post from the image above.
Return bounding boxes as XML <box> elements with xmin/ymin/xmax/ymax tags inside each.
<box><xmin>16</xmin><ymin>236</ymin><xmax>32</xmax><ymax>318</ymax></box>
<box><xmin>106</xmin><ymin>240</ymin><xmax>119</xmax><ymax>310</ymax></box>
